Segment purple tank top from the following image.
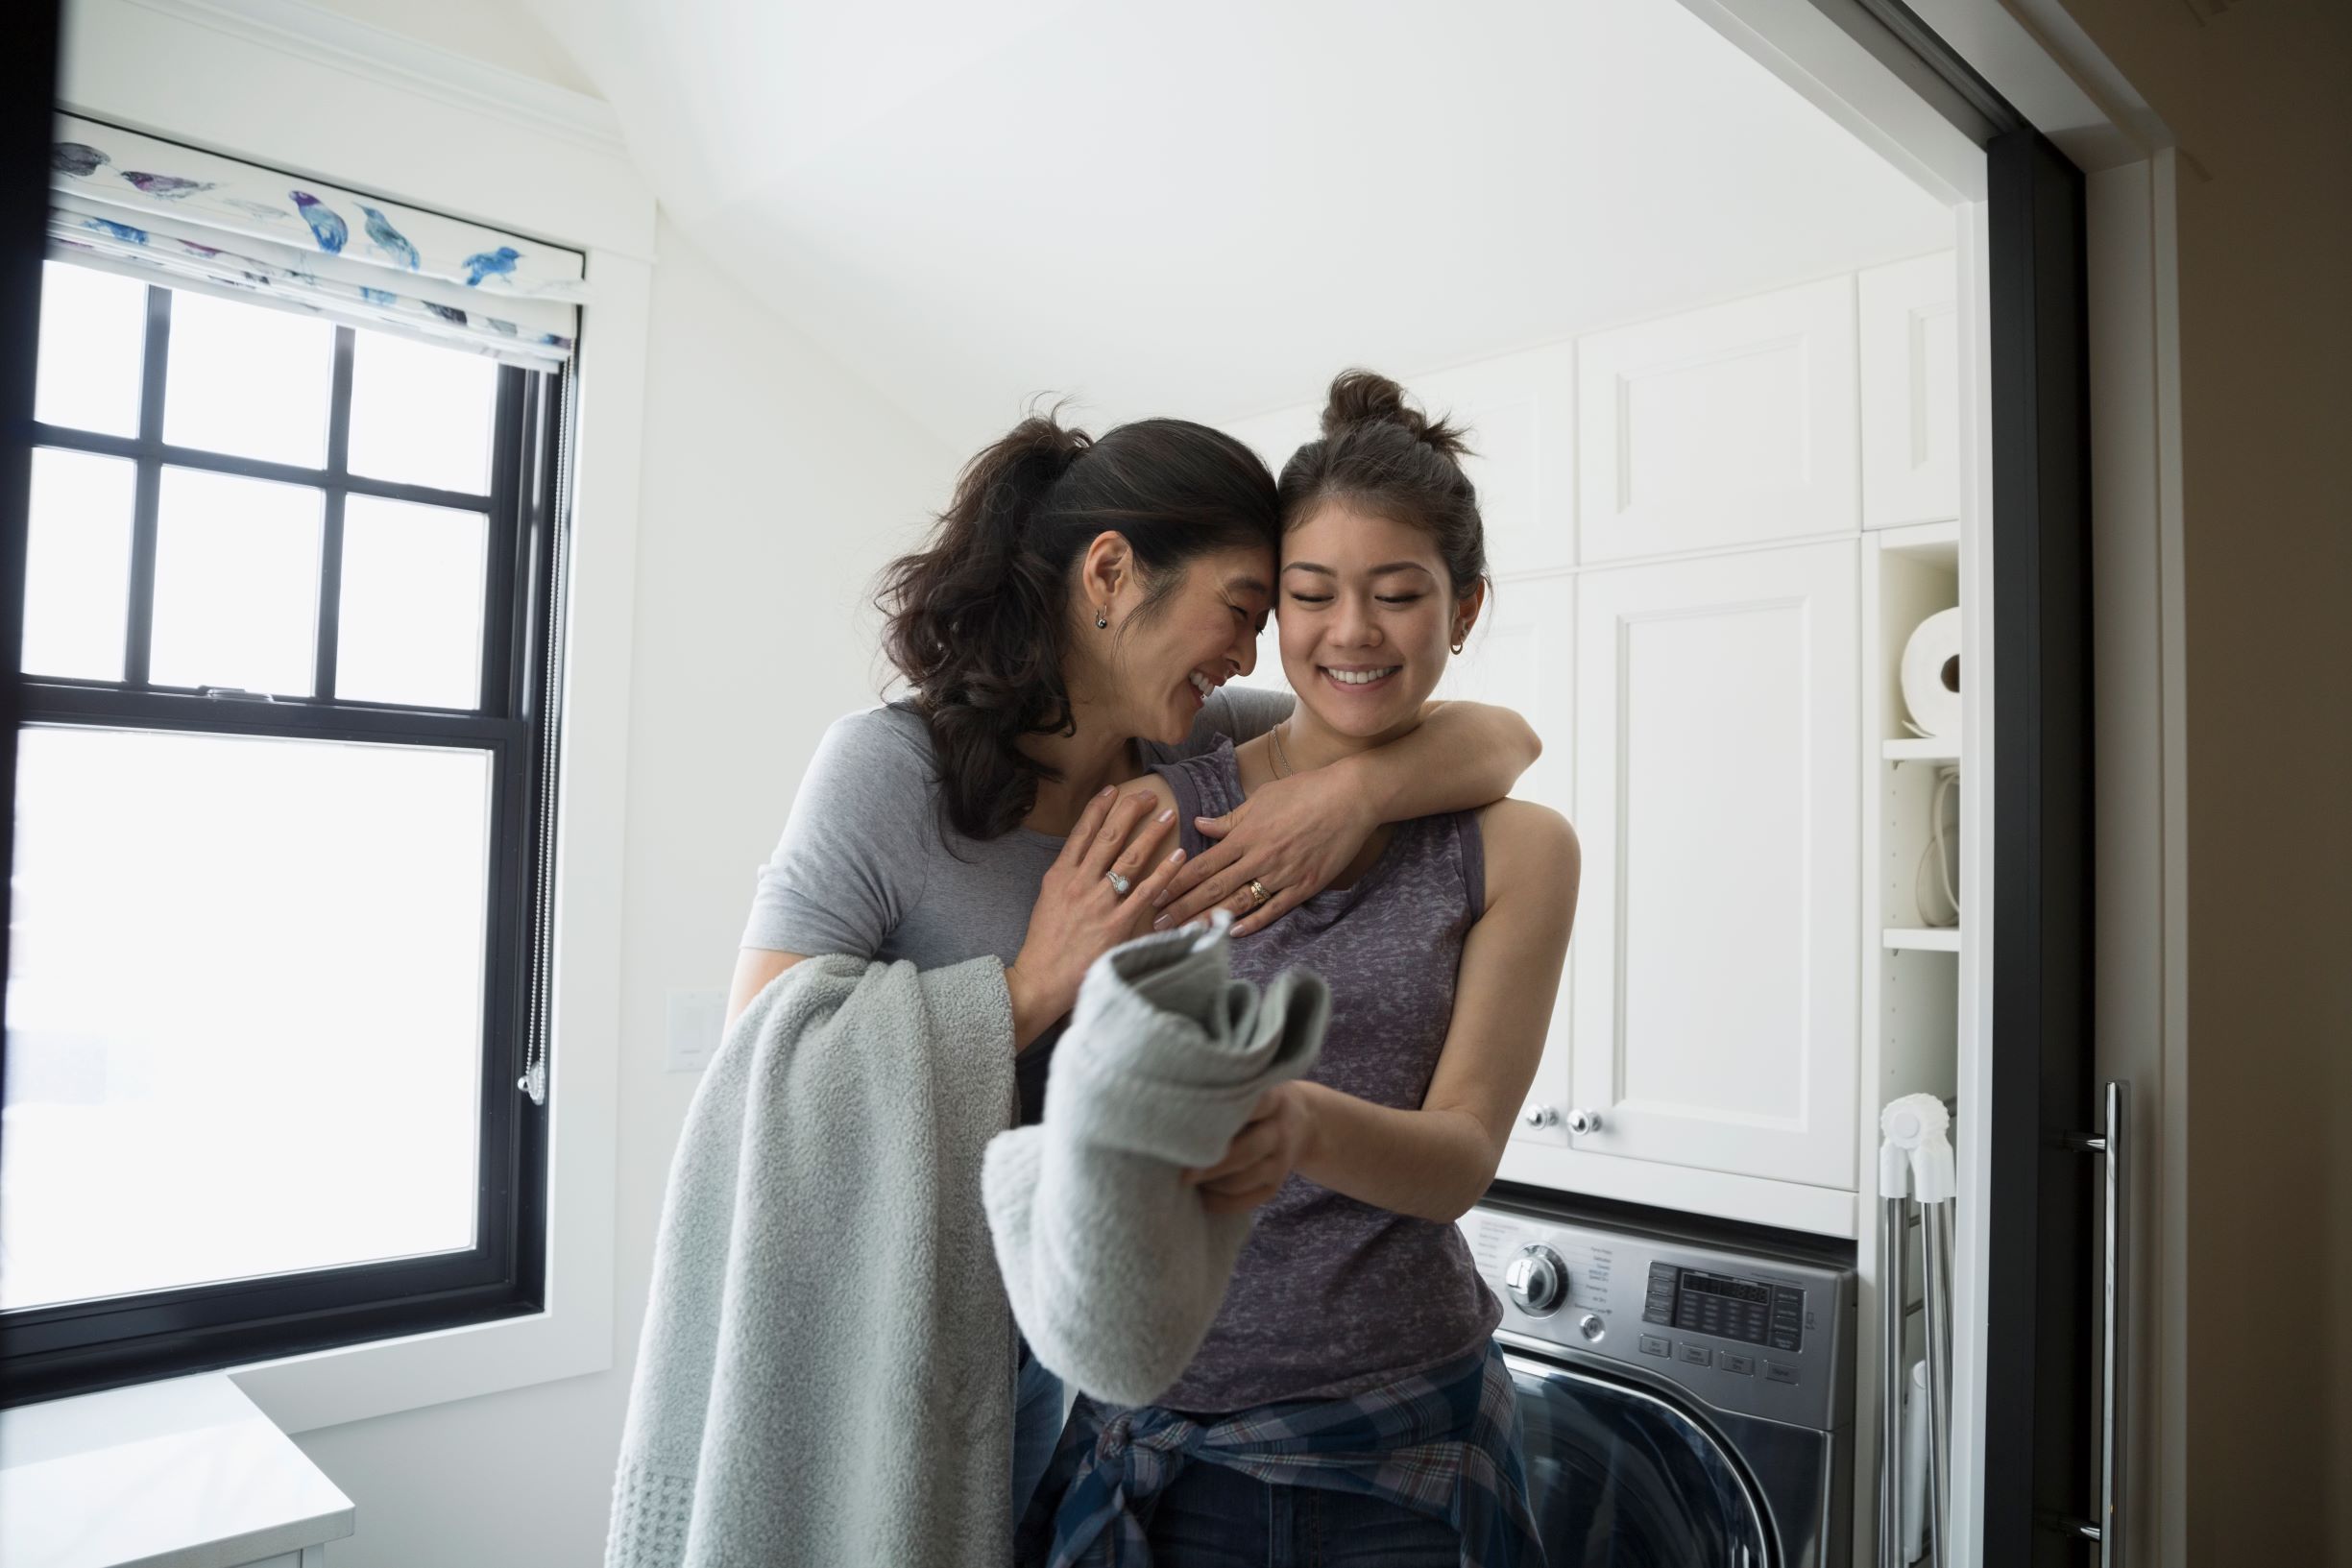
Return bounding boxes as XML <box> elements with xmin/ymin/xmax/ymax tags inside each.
<box><xmin>1148</xmin><ymin>740</ymin><xmax>1503</xmax><ymax>1411</ymax></box>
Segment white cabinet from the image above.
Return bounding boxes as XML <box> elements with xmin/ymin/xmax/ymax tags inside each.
<box><xmin>1576</xmin><ymin>276</ymin><xmax>1858</xmax><ymax>563</ymax></box>
<box><xmin>1436</xmin><ymin>574</ymin><xmax>1577</xmax><ymax>1145</ymax></box>
<box><xmin>1564</xmin><ymin>541</ymin><xmax>1859</xmax><ymax>1191</ymax></box>
<box><xmin>1406</xmin><ymin>345</ymin><xmax>1578</xmax><ymax>577</ymax></box>
<box><xmin>1435</xmin><ymin>573</ymin><xmax>1573</xmax><ymax>815</ymax></box>
<box><xmin>1859</xmin><ymin>253</ymin><xmax>1960</xmax><ymax>529</ymax></box>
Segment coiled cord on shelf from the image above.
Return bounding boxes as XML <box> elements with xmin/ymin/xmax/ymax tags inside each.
<box><xmin>1913</xmin><ymin>763</ymin><xmax>1961</xmax><ymax>927</ymax></box>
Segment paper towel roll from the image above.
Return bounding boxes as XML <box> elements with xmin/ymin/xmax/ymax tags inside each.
<box><xmin>1901</xmin><ymin>609</ymin><xmax>1962</xmax><ymax>738</ymax></box>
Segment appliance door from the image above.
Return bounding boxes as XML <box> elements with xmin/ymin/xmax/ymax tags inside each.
<box><xmin>1504</xmin><ymin>1348</ymin><xmax>1773</xmax><ymax>1568</ymax></box>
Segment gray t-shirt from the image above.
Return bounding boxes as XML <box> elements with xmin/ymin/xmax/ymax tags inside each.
<box><xmin>740</xmin><ymin>689</ymin><xmax>1293</xmax><ymax>1122</ymax></box>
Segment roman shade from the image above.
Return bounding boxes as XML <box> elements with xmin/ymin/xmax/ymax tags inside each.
<box><xmin>48</xmin><ymin>113</ymin><xmax>586</xmax><ymax>368</ymax></box>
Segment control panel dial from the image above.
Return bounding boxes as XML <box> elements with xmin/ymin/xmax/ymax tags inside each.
<box><xmin>1504</xmin><ymin>1243</ymin><xmax>1569</xmax><ymax>1315</ymax></box>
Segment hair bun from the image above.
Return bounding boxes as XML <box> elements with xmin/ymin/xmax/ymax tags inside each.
<box><xmin>1318</xmin><ymin>369</ymin><xmax>1471</xmax><ymax>460</ymax></box>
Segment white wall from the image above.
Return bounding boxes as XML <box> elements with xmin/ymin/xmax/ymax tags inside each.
<box><xmin>286</xmin><ymin>212</ymin><xmax>958</xmax><ymax>1566</ymax></box>
<box><xmin>299</xmin><ymin>0</ymin><xmax>598</xmax><ymax>96</ymax></box>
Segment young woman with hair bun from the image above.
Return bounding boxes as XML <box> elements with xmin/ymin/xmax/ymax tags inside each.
<box><xmin>722</xmin><ymin>405</ymin><xmax>1545</xmax><ymax>1538</ymax></box>
<box><xmin>1023</xmin><ymin>374</ymin><xmax>1580</xmax><ymax>1567</ymax></box>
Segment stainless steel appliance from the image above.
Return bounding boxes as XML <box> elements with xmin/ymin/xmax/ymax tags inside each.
<box><xmin>1459</xmin><ymin>1189</ymin><xmax>1857</xmax><ymax>1567</ymax></box>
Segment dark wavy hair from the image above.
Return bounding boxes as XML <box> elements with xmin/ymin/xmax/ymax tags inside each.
<box><xmin>879</xmin><ymin>410</ymin><xmax>1279</xmax><ymax>840</ymax></box>
<box><xmin>1276</xmin><ymin>369</ymin><xmax>1488</xmax><ymax>597</ymax></box>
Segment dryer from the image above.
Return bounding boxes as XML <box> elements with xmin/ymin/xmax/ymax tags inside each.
<box><xmin>1459</xmin><ymin>1187</ymin><xmax>1856</xmax><ymax>1567</ymax></box>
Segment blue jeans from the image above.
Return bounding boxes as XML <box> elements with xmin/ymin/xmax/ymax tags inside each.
<box><xmin>1012</xmin><ymin>1347</ymin><xmax>1066</xmax><ymax>1525</ymax></box>
<box><xmin>1145</xmin><ymin>1460</ymin><xmax>1464</xmax><ymax>1567</ymax></box>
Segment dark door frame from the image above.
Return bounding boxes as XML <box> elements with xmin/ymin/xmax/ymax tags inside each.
<box><xmin>1982</xmin><ymin>125</ymin><xmax>2097</xmax><ymax>1567</ymax></box>
<box><xmin>0</xmin><ymin>9</ymin><xmax>60</xmax><ymax>1269</ymax></box>
<box><xmin>1831</xmin><ymin>1</ymin><xmax>2103</xmax><ymax>1558</ymax></box>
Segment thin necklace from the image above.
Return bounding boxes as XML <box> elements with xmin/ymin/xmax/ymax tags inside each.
<box><xmin>1270</xmin><ymin>720</ymin><xmax>1297</xmax><ymax>780</ymax></box>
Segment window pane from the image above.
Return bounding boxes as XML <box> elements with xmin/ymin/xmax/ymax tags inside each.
<box><xmin>150</xmin><ymin>467</ymin><xmax>322</xmax><ymax>695</ymax></box>
<box><xmin>161</xmin><ymin>290</ymin><xmax>333</xmax><ymax>468</ymax></box>
<box><xmin>337</xmin><ymin>495</ymin><xmax>488</xmax><ymax>709</ymax></box>
<box><xmin>35</xmin><ymin>261</ymin><xmax>147</xmax><ymax>437</ymax></box>
<box><xmin>1</xmin><ymin>727</ymin><xmax>492</xmax><ymax>1310</ymax></box>
<box><xmin>347</xmin><ymin>329</ymin><xmax>498</xmax><ymax>496</ymax></box>
<box><xmin>23</xmin><ymin>447</ymin><xmax>135</xmax><ymax>681</ymax></box>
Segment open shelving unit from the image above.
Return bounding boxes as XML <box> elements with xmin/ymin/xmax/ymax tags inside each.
<box><xmin>1855</xmin><ymin>513</ymin><xmax>1966</xmax><ymax>1563</ymax></box>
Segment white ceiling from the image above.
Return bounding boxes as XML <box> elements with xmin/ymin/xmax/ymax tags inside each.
<box><xmin>528</xmin><ymin>0</ymin><xmax>1953</xmax><ymax>450</ymax></box>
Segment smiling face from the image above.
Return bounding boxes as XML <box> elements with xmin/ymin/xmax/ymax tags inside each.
<box><xmin>1278</xmin><ymin>501</ymin><xmax>1481</xmax><ymax>740</ymax></box>
<box><xmin>1094</xmin><ymin>543</ymin><xmax>1275</xmax><ymax>745</ymax></box>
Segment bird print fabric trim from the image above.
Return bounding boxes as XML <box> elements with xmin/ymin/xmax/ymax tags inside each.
<box><xmin>43</xmin><ymin>112</ymin><xmax>587</xmax><ymax>368</ymax></box>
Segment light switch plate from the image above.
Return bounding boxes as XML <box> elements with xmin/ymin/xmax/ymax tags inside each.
<box><xmin>665</xmin><ymin>988</ymin><xmax>728</xmax><ymax>1073</ymax></box>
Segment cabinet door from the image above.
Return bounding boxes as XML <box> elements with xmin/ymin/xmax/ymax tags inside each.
<box><xmin>1577</xmin><ymin>277</ymin><xmax>1857</xmax><ymax>563</ymax></box>
<box><xmin>1569</xmin><ymin>543</ymin><xmax>1858</xmax><ymax>1189</ymax></box>
<box><xmin>1859</xmin><ymin>252</ymin><xmax>1961</xmax><ymax>529</ymax></box>
<box><xmin>1435</xmin><ymin>574</ymin><xmax>1576</xmax><ymax>1146</ymax></box>
<box><xmin>1408</xmin><ymin>344</ymin><xmax>1579</xmax><ymax>577</ymax></box>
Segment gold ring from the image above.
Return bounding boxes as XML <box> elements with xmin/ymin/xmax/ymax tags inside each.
<box><xmin>1246</xmin><ymin>878</ymin><xmax>1272</xmax><ymax>907</ymax></box>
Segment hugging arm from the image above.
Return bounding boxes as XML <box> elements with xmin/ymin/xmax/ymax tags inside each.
<box><xmin>1184</xmin><ymin>801</ymin><xmax>1581</xmax><ymax>1219</ymax></box>
<box><xmin>1158</xmin><ymin>699</ymin><xmax>1541</xmax><ymax>934</ymax></box>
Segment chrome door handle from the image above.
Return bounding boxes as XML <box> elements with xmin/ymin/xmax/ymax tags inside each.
<box><xmin>2065</xmin><ymin>1081</ymin><xmax>2128</xmax><ymax>1565</ymax></box>
<box><xmin>1565</xmin><ymin>1107</ymin><xmax>1604</xmax><ymax>1136</ymax></box>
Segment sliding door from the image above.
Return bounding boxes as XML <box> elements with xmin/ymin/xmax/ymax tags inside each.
<box><xmin>1981</xmin><ymin>125</ymin><xmax>2104</xmax><ymax>1567</ymax></box>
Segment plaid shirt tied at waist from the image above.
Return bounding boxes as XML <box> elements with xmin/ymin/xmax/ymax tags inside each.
<box><xmin>1016</xmin><ymin>1340</ymin><xmax>1546</xmax><ymax>1568</ymax></box>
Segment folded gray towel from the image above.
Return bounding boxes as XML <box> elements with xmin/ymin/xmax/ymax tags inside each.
<box><xmin>982</xmin><ymin>920</ymin><xmax>1330</xmax><ymax>1407</ymax></box>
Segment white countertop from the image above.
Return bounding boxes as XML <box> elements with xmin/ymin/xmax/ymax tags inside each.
<box><xmin>0</xmin><ymin>1373</ymin><xmax>354</xmax><ymax>1568</ymax></box>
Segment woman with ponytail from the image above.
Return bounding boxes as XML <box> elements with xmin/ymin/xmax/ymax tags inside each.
<box><xmin>1021</xmin><ymin>374</ymin><xmax>1580</xmax><ymax>1567</ymax></box>
<box><xmin>721</xmin><ymin>407</ymin><xmax>1543</xmax><ymax>1545</ymax></box>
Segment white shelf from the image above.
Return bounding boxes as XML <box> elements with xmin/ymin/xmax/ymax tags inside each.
<box><xmin>1882</xmin><ymin>926</ymin><xmax>1962</xmax><ymax>953</ymax></box>
<box><xmin>1875</xmin><ymin>518</ymin><xmax>1959</xmax><ymax>567</ymax></box>
<box><xmin>0</xmin><ymin>1374</ymin><xmax>354</xmax><ymax>1568</ymax></box>
<box><xmin>1882</xmin><ymin>736</ymin><xmax>1961</xmax><ymax>764</ymax></box>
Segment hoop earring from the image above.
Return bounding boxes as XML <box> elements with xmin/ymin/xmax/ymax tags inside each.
<box><xmin>1450</xmin><ymin>630</ymin><xmax>1466</xmax><ymax>654</ymax></box>
<box><xmin>1096</xmin><ymin>608</ymin><xmax>1109</xmax><ymax>630</ymax></box>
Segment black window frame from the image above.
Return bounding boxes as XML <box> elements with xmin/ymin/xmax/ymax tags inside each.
<box><xmin>1</xmin><ymin>276</ymin><xmax>568</xmax><ymax>1406</ymax></box>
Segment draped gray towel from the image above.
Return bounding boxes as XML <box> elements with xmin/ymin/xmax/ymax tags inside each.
<box><xmin>982</xmin><ymin>921</ymin><xmax>1330</xmax><ymax>1407</ymax></box>
<box><xmin>606</xmin><ymin>953</ymin><xmax>1018</xmax><ymax>1568</ymax></box>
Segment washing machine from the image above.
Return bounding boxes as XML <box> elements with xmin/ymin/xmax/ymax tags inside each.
<box><xmin>1458</xmin><ymin>1186</ymin><xmax>1856</xmax><ymax>1567</ymax></box>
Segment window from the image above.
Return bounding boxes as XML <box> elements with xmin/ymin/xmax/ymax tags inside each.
<box><xmin>2</xmin><ymin>263</ymin><xmax>567</xmax><ymax>1403</ymax></box>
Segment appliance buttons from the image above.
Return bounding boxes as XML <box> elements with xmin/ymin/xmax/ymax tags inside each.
<box><xmin>1763</xmin><ymin>1362</ymin><xmax>1801</xmax><ymax>1386</ymax></box>
<box><xmin>1578</xmin><ymin>1313</ymin><xmax>1606</xmax><ymax>1342</ymax></box>
<box><xmin>1638</xmin><ymin>1335</ymin><xmax>1672</xmax><ymax>1359</ymax></box>
<box><xmin>1678</xmin><ymin>1343</ymin><xmax>1713</xmax><ymax>1367</ymax></box>
<box><xmin>1720</xmin><ymin>1353</ymin><xmax>1756</xmax><ymax>1376</ymax></box>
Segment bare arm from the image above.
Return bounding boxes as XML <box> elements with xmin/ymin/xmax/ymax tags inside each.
<box><xmin>1186</xmin><ymin>800</ymin><xmax>1581</xmax><ymax>1220</ymax></box>
<box><xmin>1158</xmin><ymin>699</ymin><xmax>1541</xmax><ymax>934</ymax></box>
<box><xmin>726</xmin><ymin>948</ymin><xmax>805</xmax><ymax>1032</ymax></box>
<box><xmin>1352</xmin><ymin>699</ymin><xmax>1542</xmax><ymax>823</ymax></box>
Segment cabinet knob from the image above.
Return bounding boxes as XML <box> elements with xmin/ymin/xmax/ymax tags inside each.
<box><xmin>1565</xmin><ymin>1107</ymin><xmax>1605</xmax><ymax>1136</ymax></box>
<box><xmin>1522</xmin><ymin>1104</ymin><xmax>1561</xmax><ymax>1130</ymax></box>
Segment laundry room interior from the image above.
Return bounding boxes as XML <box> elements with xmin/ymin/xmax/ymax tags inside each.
<box><xmin>4</xmin><ymin>0</ymin><xmax>2346</xmax><ymax>1565</ymax></box>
